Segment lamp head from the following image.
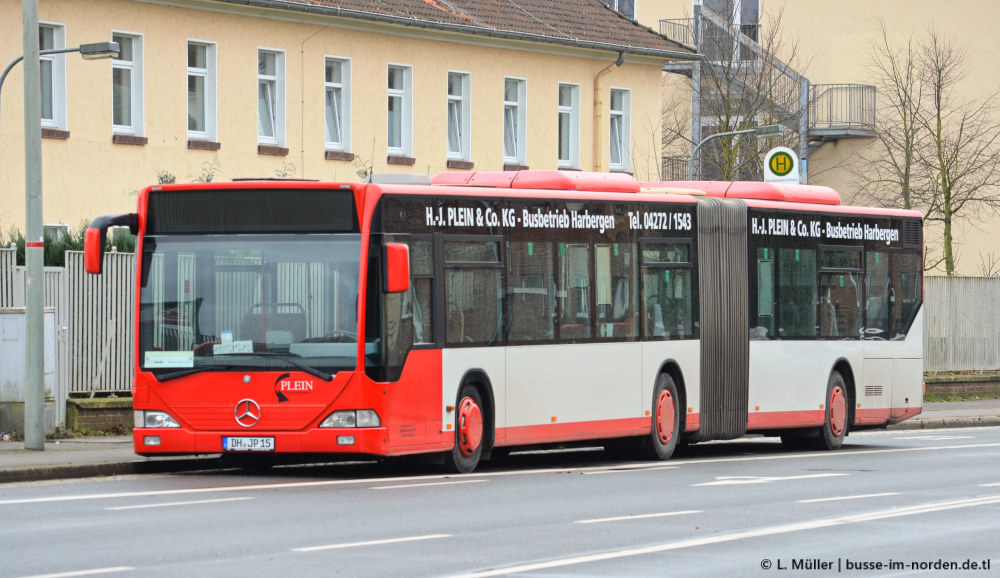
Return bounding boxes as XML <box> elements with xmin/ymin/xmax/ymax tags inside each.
<box><xmin>79</xmin><ymin>41</ymin><xmax>120</xmax><ymax>60</ymax></box>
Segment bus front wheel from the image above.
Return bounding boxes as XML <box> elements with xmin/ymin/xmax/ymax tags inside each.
<box><xmin>444</xmin><ymin>386</ymin><xmax>485</xmax><ymax>473</ymax></box>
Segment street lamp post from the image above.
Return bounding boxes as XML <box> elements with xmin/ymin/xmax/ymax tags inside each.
<box><xmin>0</xmin><ymin>42</ymin><xmax>120</xmax><ymax>139</ymax></box>
<box><xmin>688</xmin><ymin>123</ymin><xmax>785</xmax><ymax>180</ymax></box>
<box><xmin>4</xmin><ymin>7</ymin><xmax>118</xmax><ymax>450</ymax></box>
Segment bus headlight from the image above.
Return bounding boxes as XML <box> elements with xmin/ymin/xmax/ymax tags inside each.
<box><xmin>320</xmin><ymin>410</ymin><xmax>381</xmax><ymax>428</ymax></box>
<box><xmin>135</xmin><ymin>410</ymin><xmax>181</xmax><ymax>428</ymax></box>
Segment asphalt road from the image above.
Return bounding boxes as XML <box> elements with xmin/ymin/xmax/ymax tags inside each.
<box><xmin>2</xmin><ymin>427</ymin><xmax>998</xmax><ymax>577</ymax></box>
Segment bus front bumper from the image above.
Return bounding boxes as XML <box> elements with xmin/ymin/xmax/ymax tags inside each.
<box><xmin>133</xmin><ymin>427</ymin><xmax>389</xmax><ymax>456</ymax></box>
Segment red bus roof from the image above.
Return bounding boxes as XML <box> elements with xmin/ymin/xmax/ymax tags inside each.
<box><xmin>643</xmin><ymin>180</ymin><xmax>842</xmax><ymax>205</ymax></box>
<box><xmin>431</xmin><ymin>170</ymin><xmax>641</xmax><ymax>193</ymax></box>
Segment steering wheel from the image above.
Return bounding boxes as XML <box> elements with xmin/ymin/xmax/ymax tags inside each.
<box><xmin>322</xmin><ymin>331</ymin><xmax>357</xmax><ymax>343</ymax></box>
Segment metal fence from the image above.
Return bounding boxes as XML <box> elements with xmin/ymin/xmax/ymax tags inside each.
<box><xmin>0</xmin><ymin>246</ymin><xmax>997</xmax><ymax>400</ymax></box>
<box><xmin>0</xmin><ymin>248</ymin><xmax>134</xmax><ymax>404</ymax></box>
<box><xmin>924</xmin><ymin>276</ymin><xmax>1000</xmax><ymax>372</ymax></box>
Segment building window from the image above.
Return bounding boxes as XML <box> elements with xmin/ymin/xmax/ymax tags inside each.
<box><xmin>447</xmin><ymin>72</ymin><xmax>471</xmax><ymax>161</ymax></box>
<box><xmin>387</xmin><ymin>65</ymin><xmax>413</xmax><ymax>156</ymax></box>
<box><xmin>609</xmin><ymin>88</ymin><xmax>631</xmax><ymax>172</ymax></box>
<box><xmin>257</xmin><ymin>49</ymin><xmax>284</xmax><ymax>145</ymax></box>
<box><xmin>600</xmin><ymin>0</ymin><xmax>635</xmax><ymax>19</ymax></box>
<box><xmin>112</xmin><ymin>33</ymin><xmax>143</xmax><ymax>136</ymax></box>
<box><xmin>188</xmin><ymin>41</ymin><xmax>217</xmax><ymax>141</ymax></box>
<box><xmin>557</xmin><ymin>83</ymin><xmax>580</xmax><ymax>169</ymax></box>
<box><xmin>325</xmin><ymin>57</ymin><xmax>351</xmax><ymax>152</ymax></box>
<box><xmin>503</xmin><ymin>77</ymin><xmax>526</xmax><ymax>166</ymax></box>
<box><xmin>39</xmin><ymin>23</ymin><xmax>66</xmax><ymax>130</ymax></box>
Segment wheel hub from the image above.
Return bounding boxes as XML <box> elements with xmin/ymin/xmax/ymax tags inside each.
<box><xmin>655</xmin><ymin>389</ymin><xmax>675</xmax><ymax>444</ymax></box>
<box><xmin>829</xmin><ymin>385</ymin><xmax>847</xmax><ymax>437</ymax></box>
<box><xmin>457</xmin><ymin>397</ymin><xmax>483</xmax><ymax>456</ymax></box>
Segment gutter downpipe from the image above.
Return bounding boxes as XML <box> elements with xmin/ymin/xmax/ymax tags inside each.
<box><xmin>594</xmin><ymin>50</ymin><xmax>626</xmax><ymax>172</ymax></box>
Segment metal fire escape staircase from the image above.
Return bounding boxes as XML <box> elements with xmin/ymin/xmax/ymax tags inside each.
<box><xmin>659</xmin><ymin>6</ymin><xmax>875</xmax><ymax>181</ymax></box>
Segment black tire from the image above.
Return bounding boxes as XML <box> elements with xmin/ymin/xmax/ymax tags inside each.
<box><xmin>642</xmin><ymin>373</ymin><xmax>681</xmax><ymax>461</ymax></box>
<box><xmin>444</xmin><ymin>386</ymin><xmax>486</xmax><ymax>473</ymax></box>
<box><xmin>816</xmin><ymin>371</ymin><xmax>849</xmax><ymax>450</ymax></box>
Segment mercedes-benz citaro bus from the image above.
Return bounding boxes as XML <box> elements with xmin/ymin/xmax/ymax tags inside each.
<box><xmin>84</xmin><ymin>170</ymin><xmax>924</xmax><ymax>472</ymax></box>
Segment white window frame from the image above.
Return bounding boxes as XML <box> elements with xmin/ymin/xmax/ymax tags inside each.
<box><xmin>602</xmin><ymin>0</ymin><xmax>636</xmax><ymax>19</ymax></box>
<box><xmin>324</xmin><ymin>56</ymin><xmax>351</xmax><ymax>152</ymax></box>
<box><xmin>609</xmin><ymin>87</ymin><xmax>631</xmax><ymax>172</ymax></box>
<box><xmin>387</xmin><ymin>64</ymin><xmax>413</xmax><ymax>157</ymax></box>
<box><xmin>257</xmin><ymin>48</ymin><xmax>285</xmax><ymax>146</ymax></box>
<box><xmin>112</xmin><ymin>32</ymin><xmax>143</xmax><ymax>136</ymax></box>
<box><xmin>39</xmin><ymin>22</ymin><xmax>66</xmax><ymax>130</ymax></box>
<box><xmin>503</xmin><ymin>77</ymin><xmax>527</xmax><ymax>165</ymax></box>
<box><xmin>187</xmin><ymin>40</ymin><xmax>217</xmax><ymax>142</ymax></box>
<box><xmin>557</xmin><ymin>82</ymin><xmax>580</xmax><ymax>169</ymax></box>
<box><xmin>447</xmin><ymin>71</ymin><xmax>471</xmax><ymax>161</ymax></box>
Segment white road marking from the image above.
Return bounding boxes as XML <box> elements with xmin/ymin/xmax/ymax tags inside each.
<box><xmin>694</xmin><ymin>473</ymin><xmax>847</xmax><ymax>486</ymax></box>
<box><xmin>370</xmin><ymin>480</ymin><xmax>486</xmax><ymax>490</ymax></box>
<box><xmin>4</xmin><ymin>442</ymin><xmax>1000</xmax><ymax>506</ymax></box>
<box><xmin>293</xmin><ymin>533</ymin><xmax>451</xmax><ymax>552</ymax></box>
<box><xmin>893</xmin><ymin>435</ymin><xmax>973</xmax><ymax>441</ymax></box>
<box><xmin>105</xmin><ymin>497</ymin><xmax>252</xmax><ymax>510</ymax></box>
<box><xmin>17</xmin><ymin>567</ymin><xmax>134</xmax><ymax>578</ymax></box>
<box><xmin>797</xmin><ymin>492</ymin><xmax>899</xmax><ymax>503</ymax></box>
<box><xmin>980</xmin><ymin>482</ymin><xmax>1000</xmax><ymax>487</ymax></box>
<box><xmin>575</xmin><ymin>510</ymin><xmax>701</xmax><ymax>524</ymax></box>
<box><xmin>582</xmin><ymin>466</ymin><xmax>678</xmax><ymax>475</ymax></box>
<box><xmin>451</xmin><ymin>494</ymin><xmax>1000</xmax><ymax>578</ymax></box>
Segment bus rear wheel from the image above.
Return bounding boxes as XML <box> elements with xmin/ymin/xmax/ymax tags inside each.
<box><xmin>817</xmin><ymin>371</ymin><xmax>848</xmax><ymax>450</ymax></box>
<box><xmin>444</xmin><ymin>386</ymin><xmax>485</xmax><ymax>473</ymax></box>
<box><xmin>781</xmin><ymin>371</ymin><xmax>849</xmax><ymax>451</ymax></box>
<box><xmin>643</xmin><ymin>373</ymin><xmax>680</xmax><ymax>460</ymax></box>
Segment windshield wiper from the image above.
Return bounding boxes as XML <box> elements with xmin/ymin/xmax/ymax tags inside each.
<box><xmin>222</xmin><ymin>352</ymin><xmax>334</xmax><ymax>381</ymax></box>
<box><xmin>156</xmin><ymin>364</ymin><xmax>240</xmax><ymax>382</ymax></box>
<box><xmin>154</xmin><ymin>352</ymin><xmax>334</xmax><ymax>382</ymax></box>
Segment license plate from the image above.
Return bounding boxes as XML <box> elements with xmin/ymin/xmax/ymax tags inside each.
<box><xmin>223</xmin><ymin>436</ymin><xmax>275</xmax><ymax>452</ymax></box>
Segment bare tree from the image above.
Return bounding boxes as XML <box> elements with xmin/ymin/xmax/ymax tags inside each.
<box><xmin>662</xmin><ymin>1</ymin><xmax>805</xmax><ymax>181</ymax></box>
<box><xmin>918</xmin><ymin>29</ymin><xmax>1000</xmax><ymax>275</ymax></box>
<box><xmin>856</xmin><ymin>21</ymin><xmax>926</xmax><ymax>212</ymax></box>
<box><xmin>978</xmin><ymin>253</ymin><xmax>1000</xmax><ymax>277</ymax></box>
<box><xmin>859</xmin><ymin>24</ymin><xmax>1000</xmax><ymax>275</ymax></box>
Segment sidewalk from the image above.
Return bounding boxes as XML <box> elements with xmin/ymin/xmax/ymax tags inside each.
<box><xmin>1</xmin><ymin>400</ymin><xmax>999</xmax><ymax>484</ymax></box>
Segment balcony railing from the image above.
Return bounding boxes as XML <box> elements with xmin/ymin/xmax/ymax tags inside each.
<box><xmin>808</xmin><ymin>83</ymin><xmax>876</xmax><ymax>139</ymax></box>
<box><xmin>660</xmin><ymin>18</ymin><xmax>694</xmax><ymax>47</ymax></box>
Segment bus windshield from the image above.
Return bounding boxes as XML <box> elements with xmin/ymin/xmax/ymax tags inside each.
<box><xmin>139</xmin><ymin>233</ymin><xmax>364</xmax><ymax>378</ymax></box>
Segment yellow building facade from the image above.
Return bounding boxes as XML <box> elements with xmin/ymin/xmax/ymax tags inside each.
<box><xmin>0</xmin><ymin>0</ymin><xmax>693</xmax><ymax>234</ymax></box>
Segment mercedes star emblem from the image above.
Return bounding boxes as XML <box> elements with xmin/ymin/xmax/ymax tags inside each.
<box><xmin>234</xmin><ymin>399</ymin><xmax>261</xmax><ymax>427</ymax></box>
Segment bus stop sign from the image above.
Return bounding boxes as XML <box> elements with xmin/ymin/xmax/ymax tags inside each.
<box><xmin>764</xmin><ymin>147</ymin><xmax>800</xmax><ymax>184</ymax></box>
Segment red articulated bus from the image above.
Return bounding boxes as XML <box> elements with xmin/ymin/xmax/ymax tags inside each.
<box><xmin>85</xmin><ymin>170</ymin><xmax>924</xmax><ymax>472</ymax></box>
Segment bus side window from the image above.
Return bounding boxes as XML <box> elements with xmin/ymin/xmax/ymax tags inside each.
<box><xmin>444</xmin><ymin>239</ymin><xmax>502</xmax><ymax>346</ymax></box>
<box><xmin>640</xmin><ymin>240</ymin><xmax>694</xmax><ymax>340</ymax></box>
<box><xmin>754</xmin><ymin>247</ymin><xmax>774</xmax><ymax>339</ymax></box>
<box><xmin>890</xmin><ymin>252</ymin><xmax>922</xmax><ymax>339</ymax></box>
<box><xmin>507</xmin><ymin>242</ymin><xmax>555</xmax><ymax>342</ymax></box>
<box><xmin>865</xmin><ymin>251</ymin><xmax>890</xmax><ymax>338</ymax></box>
<box><xmin>777</xmin><ymin>247</ymin><xmax>816</xmax><ymax>338</ymax></box>
<box><xmin>559</xmin><ymin>243</ymin><xmax>591</xmax><ymax>340</ymax></box>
